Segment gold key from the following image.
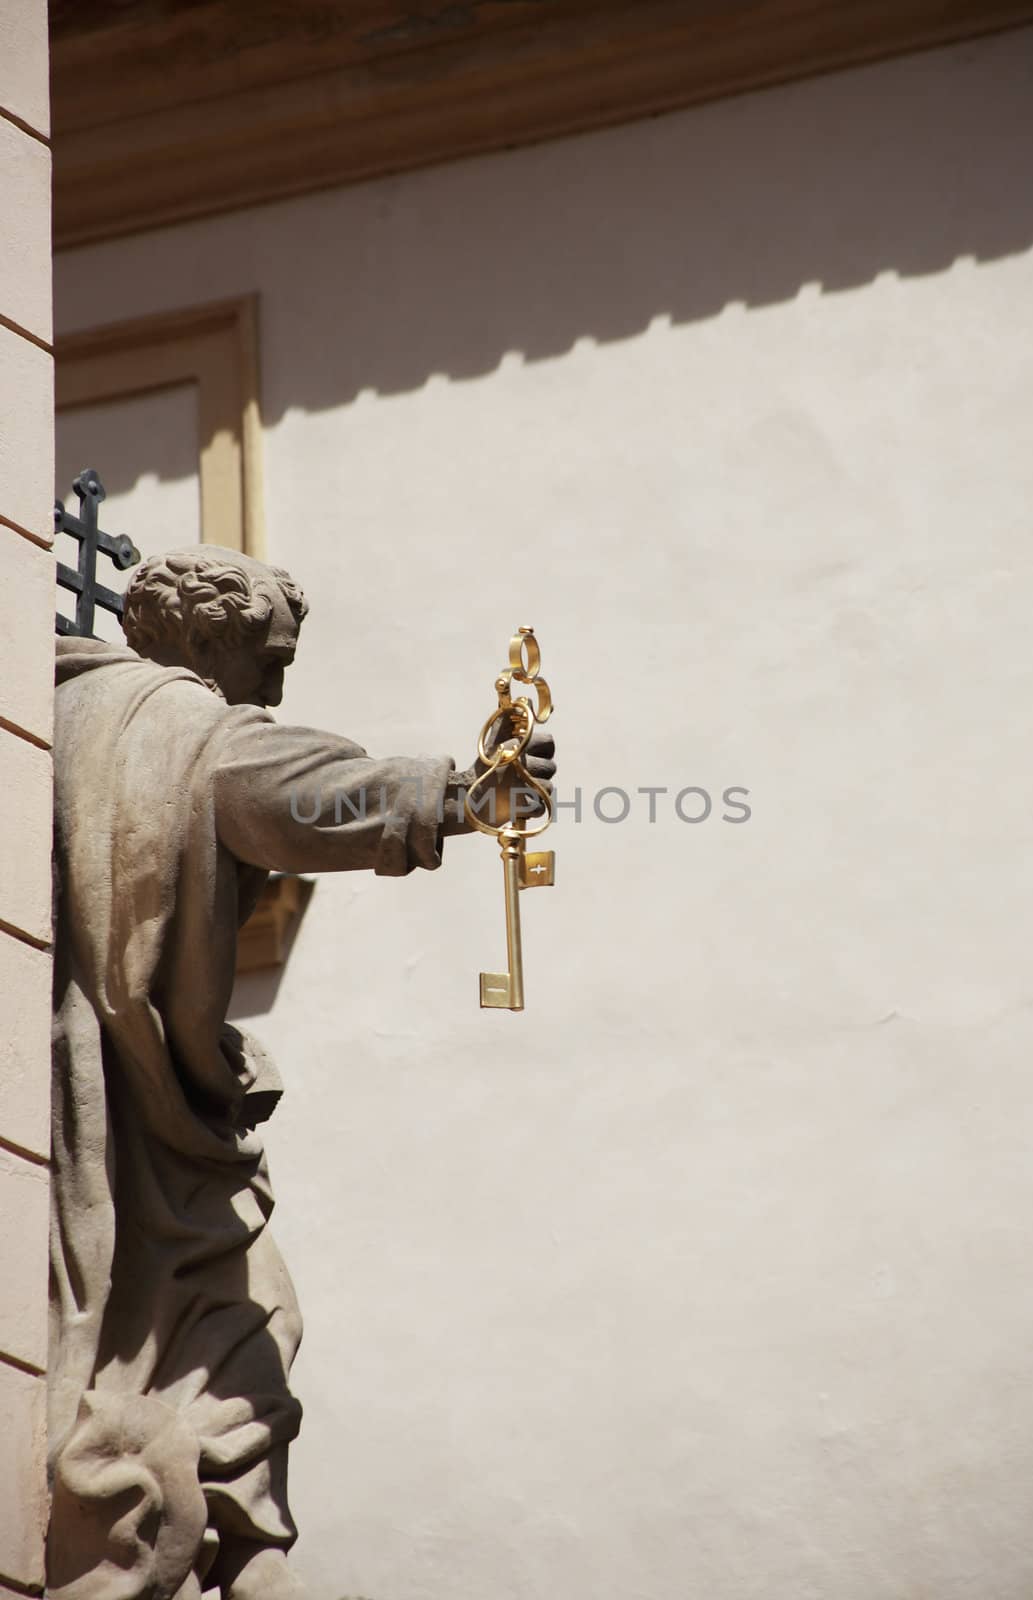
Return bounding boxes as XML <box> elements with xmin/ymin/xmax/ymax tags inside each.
<box><xmin>479</xmin><ymin>837</ymin><xmax>556</xmax><ymax>1010</ymax></box>
<box><xmin>466</xmin><ymin>627</ymin><xmax>555</xmax><ymax>1013</ymax></box>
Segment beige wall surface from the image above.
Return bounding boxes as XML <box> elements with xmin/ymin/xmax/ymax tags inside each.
<box><xmin>0</xmin><ymin>2</ymin><xmax>53</xmax><ymax>1591</ymax></box>
<box><xmin>56</xmin><ymin>385</ymin><xmax>202</xmax><ymax>640</ymax></box>
<box><xmin>55</xmin><ymin>30</ymin><xmax>1033</xmax><ymax>1600</ymax></box>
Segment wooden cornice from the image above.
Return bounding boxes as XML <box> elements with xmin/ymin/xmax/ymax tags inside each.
<box><xmin>51</xmin><ymin>0</ymin><xmax>1033</xmax><ymax>250</ymax></box>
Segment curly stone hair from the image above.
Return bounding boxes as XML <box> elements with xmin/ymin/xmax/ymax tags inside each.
<box><xmin>122</xmin><ymin>549</ymin><xmax>309</xmax><ymax>659</ymax></box>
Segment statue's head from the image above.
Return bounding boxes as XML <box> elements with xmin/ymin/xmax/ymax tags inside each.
<box><xmin>121</xmin><ymin>547</ymin><xmax>309</xmax><ymax>708</ymax></box>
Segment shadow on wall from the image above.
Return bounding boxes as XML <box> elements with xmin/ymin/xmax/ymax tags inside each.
<box><xmin>227</xmin><ymin>877</ymin><xmax>315</xmax><ymax>1021</ymax></box>
<box><xmin>255</xmin><ymin>35</ymin><xmax>1033</xmax><ymax>410</ymax></box>
<box><xmin>55</xmin><ymin>30</ymin><xmax>1033</xmax><ymax>489</ymax></box>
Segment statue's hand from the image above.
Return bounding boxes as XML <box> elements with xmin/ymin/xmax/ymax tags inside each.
<box><xmin>522</xmin><ymin>725</ymin><xmax>556</xmax><ymax>803</ymax></box>
<box><xmin>472</xmin><ymin>712</ymin><xmax>556</xmax><ymax>826</ymax></box>
<box><xmin>443</xmin><ymin>719</ymin><xmax>556</xmax><ymax>837</ymax></box>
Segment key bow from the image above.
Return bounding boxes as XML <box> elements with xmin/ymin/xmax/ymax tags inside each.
<box><xmin>465</xmin><ymin>626</ymin><xmax>554</xmax><ymax>841</ymax></box>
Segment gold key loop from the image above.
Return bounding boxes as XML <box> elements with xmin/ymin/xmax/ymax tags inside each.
<box><xmin>476</xmin><ymin>699</ymin><xmax>535</xmax><ymax>769</ymax></box>
<box><xmin>493</xmin><ymin>626</ymin><xmax>554</xmax><ymax>726</ymax></box>
<box><xmin>510</xmin><ymin>625</ymin><xmax>542</xmax><ymax>681</ymax></box>
<box><xmin>465</xmin><ymin>737</ymin><xmax>554</xmax><ymax>841</ymax></box>
<box><xmin>491</xmin><ymin>671</ymin><xmax>552</xmax><ymax>726</ymax></box>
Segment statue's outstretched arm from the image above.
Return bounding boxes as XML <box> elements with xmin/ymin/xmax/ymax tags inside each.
<box><xmin>212</xmin><ymin>710</ymin><xmax>454</xmax><ymax>877</ymax></box>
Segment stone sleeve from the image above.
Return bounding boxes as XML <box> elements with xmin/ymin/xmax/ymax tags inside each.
<box><xmin>212</xmin><ymin>710</ymin><xmax>454</xmax><ymax>878</ymax></box>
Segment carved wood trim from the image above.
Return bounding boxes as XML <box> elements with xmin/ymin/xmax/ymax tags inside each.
<box><xmin>55</xmin><ymin>298</ymin><xmax>266</xmax><ymax>558</ymax></box>
<box><xmin>51</xmin><ymin>0</ymin><xmax>1033</xmax><ymax>250</ymax></box>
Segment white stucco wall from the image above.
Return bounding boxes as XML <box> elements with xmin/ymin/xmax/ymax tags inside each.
<box><xmin>55</xmin><ymin>29</ymin><xmax>1033</xmax><ymax>1600</ymax></box>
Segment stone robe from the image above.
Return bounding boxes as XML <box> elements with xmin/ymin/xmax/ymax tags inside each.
<box><xmin>49</xmin><ymin>637</ymin><xmax>452</xmax><ymax>1596</ymax></box>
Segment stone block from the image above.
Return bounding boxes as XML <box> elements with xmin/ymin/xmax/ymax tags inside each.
<box><xmin>0</xmin><ymin>526</ymin><xmax>53</xmax><ymax>745</ymax></box>
<box><xmin>0</xmin><ymin>730</ymin><xmax>51</xmax><ymax>946</ymax></box>
<box><xmin>0</xmin><ymin>936</ymin><xmax>50</xmax><ymax>1162</ymax></box>
<box><xmin>0</xmin><ymin>1149</ymin><xmax>48</xmax><ymax>1372</ymax></box>
<box><xmin>0</xmin><ymin>1363</ymin><xmax>46</xmax><ymax>1589</ymax></box>
<box><xmin>0</xmin><ymin>326</ymin><xmax>53</xmax><ymax>542</ymax></box>
<box><xmin>0</xmin><ymin>0</ymin><xmax>49</xmax><ymax>139</ymax></box>
<box><xmin>0</xmin><ymin>119</ymin><xmax>51</xmax><ymax>346</ymax></box>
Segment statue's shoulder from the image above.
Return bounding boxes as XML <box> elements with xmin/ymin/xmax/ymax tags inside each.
<box><xmin>53</xmin><ymin>638</ymin><xmax>234</xmax><ymax>785</ymax></box>
<box><xmin>56</xmin><ymin>636</ymin><xmax>205</xmax><ymax>695</ymax></box>
<box><xmin>55</xmin><ymin>637</ymin><xmax>226</xmax><ymax>746</ymax></box>
<box><xmin>56</xmin><ymin>634</ymin><xmax>137</xmax><ymax>677</ymax></box>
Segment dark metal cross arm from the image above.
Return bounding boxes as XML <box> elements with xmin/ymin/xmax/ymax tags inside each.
<box><xmin>54</xmin><ymin>467</ymin><xmax>142</xmax><ymax>638</ymax></box>
<box><xmin>56</xmin><ymin>560</ymin><xmax>126</xmax><ymax>612</ymax></box>
<box><xmin>55</xmin><ymin>504</ymin><xmax>139</xmax><ymax>571</ymax></box>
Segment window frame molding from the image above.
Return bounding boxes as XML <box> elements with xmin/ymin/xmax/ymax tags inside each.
<box><xmin>55</xmin><ymin>296</ymin><xmax>265</xmax><ymax>559</ymax></box>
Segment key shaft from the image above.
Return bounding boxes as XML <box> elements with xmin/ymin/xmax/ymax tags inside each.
<box><xmin>500</xmin><ymin>833</ymin><xmax>525</xmax><ymax>1012</ymax></box>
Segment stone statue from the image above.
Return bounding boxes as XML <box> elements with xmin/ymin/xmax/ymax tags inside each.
<box><xmin>48</xmin><ymin>548</ymin><xmax>555</xmax><ymax>1600</ymax></box>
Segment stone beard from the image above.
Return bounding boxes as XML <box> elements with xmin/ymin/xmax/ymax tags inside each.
<box><xmin>47</xmin><ymin>549</ymin><xmax>556</xmax><ymax>1600</ymax></box>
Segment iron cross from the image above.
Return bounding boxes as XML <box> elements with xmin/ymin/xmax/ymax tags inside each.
<box><xmin>55</xmin><ymin>468</ymin><xmax>140</xmax><ymax>638</ymax></box>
